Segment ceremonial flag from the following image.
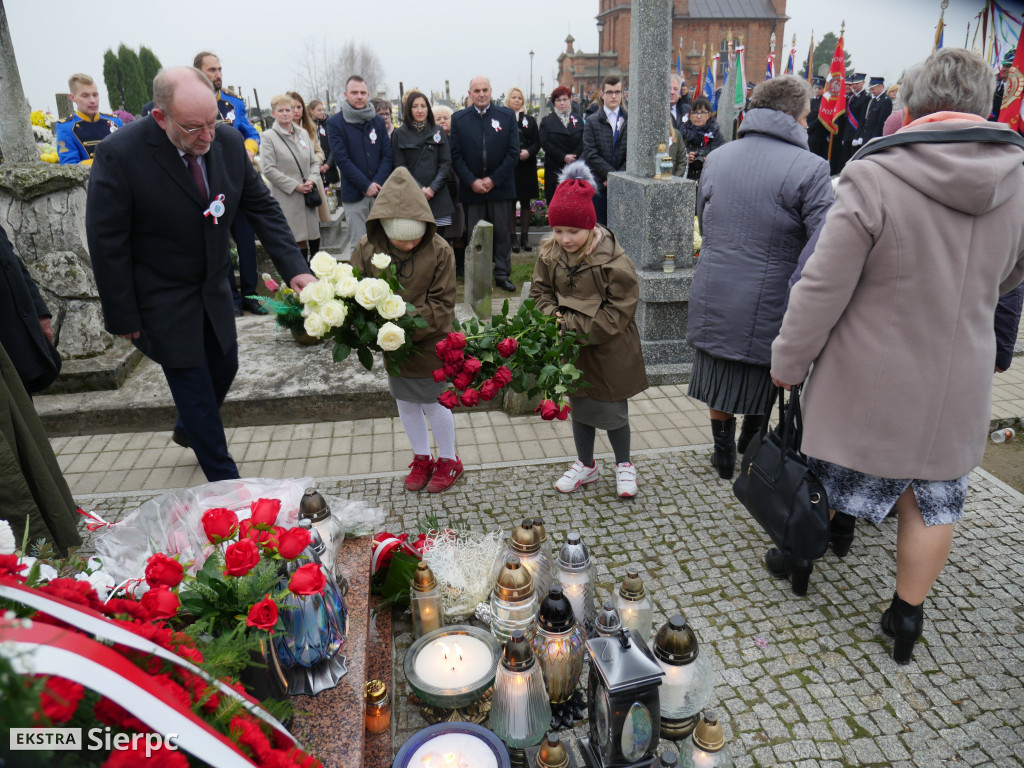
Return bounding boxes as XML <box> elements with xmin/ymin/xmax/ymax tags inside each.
<box><xmin>766</xmin><ymin>53</ymin><xmax>775</xmax><ymax>80</ymax></box>
<box><xmin>785</xmin><ymin>41</ymin><xmax>796</xmax><ymax>75</ymax></box>
<box><xmin>818</xmin><ymin>32</ymin><xmax>846</xmax><ymax>134</ymax></box>
<box><xmin>998</xmin><ymin>33</ymin><xmax>1024</xmax><ymax>130</ymax></box>
<box><xmin>806</xmin><ymin>30</ymin><xmax>815</xmax><ymax>83</ymax></box>
<box><xmin>676</xmin><ymin>53</ymin><xmax>682</xmax><ymax>77</ymax></box>
<box><xmin>734</xmin><ymin>47</ymin><xmax>746</xmax><ymax>109</ymax></box>
<box><xmin>704</xmin><ymin>61</ymin><xmax>718</xmax><ymax>110</ymax></box>
<box><xmin>934</xmin><ymin>1</ymin><xmax>948</xmax><ymax>51</ymax></box>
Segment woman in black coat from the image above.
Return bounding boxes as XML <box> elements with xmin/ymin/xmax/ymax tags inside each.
<box><xmin>539</xmin><ymin>86</ymin><xmax>585</xmax><ymax>206</ymax></box>
<box><xmin>506</xmin><ymin>86</ymin><xmax>540</xmax><ymax>253</ymax></box>
<box><xmin>309</xmin><ymin>99</ymin><xmax>339</xmax><ymax>186</ymax></box>
<box><xmin>391</xmin><ymin>90</ymin><xmax>455</xmax><ymax>228</ymax></box>
<box><xmin>679</xmin><ymin>96</ymin><xmax>725</xmax><ymax>182</ymax></box>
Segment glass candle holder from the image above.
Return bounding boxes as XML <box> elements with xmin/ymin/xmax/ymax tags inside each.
<box><xmin>615</xmin><ymin>565</ymin><xmax>653</xmax><ymax>644</ymax></box>
<box><xmin>681</xmin><ymin>710</ymin><xmax>733</xmax><ymax>768</ymax></box>
<box><xmin>654</xmin><ymin>615</ymin><xmax>714</xmax><ymax>740</ymax></box>
<box><xmin>490</xmin><ymin>556</ymin><xmax>539</xmax><ymax>643</ymax></box>
<box><xmin>404</xmin><ymin>625</ymin><xmax>502</xmax><ymax>710</ymax></box>
<box><xmin>495</xmin><ymin>520</ymin><xmax>554</xmax><ymax>600</ymax></box>
<box><xmin>531</xmin><ymin>585</ymin><xmax>586</xmax><ymax>704</ymax></box>
<box><xmin>556</xmin><ymin>532</ymin><xmax>596</xmax><ymax>633</ymax></box>
<box><xmin>411</xmin><ymin>561</ymin><xmax>445</xmax><ymax>639</ymax></box>
<box><xmin>365</xmin><ymin>679</ymin><xmax>391</xmax><ymax>734</ymax></box>
<box><xmin>393</xmin><ymin>722</ymin><xmax>511</xmax><ymax>768</ymax></box>
<box><xmin>490</xmin><ymin>630</ymin><xmax>552</xmax><ymax>750</ymax></box>
<box><xmin>594</xmin><ymin>600</ymin><xmax>622</xmax><ymax>637</ymax></box>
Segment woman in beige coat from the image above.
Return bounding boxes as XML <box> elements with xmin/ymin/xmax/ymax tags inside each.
<box><xmin>771</xmin><ymin>49</ymin><xmax>1024</xmax><ymax>664</ymax></box>
<box><xmin>260</xmin><ymin>94</ymin><xmax>321</xmax><ymax>261</ymax></box>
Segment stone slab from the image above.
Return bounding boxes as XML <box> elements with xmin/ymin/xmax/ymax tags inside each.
<box><xmin>466</xmin><ymin>221</ymin><xmax>494</xmax><ymax>320</ymax></box>
<box><xmin>607</xmin><ymin>174</ymin><xmax>696</xmax><ymax>273</ymax></box>
<box><xmin>43</xmin><ymin>340</ymin><xmax>143</xmax><ymax>394</ymax></box>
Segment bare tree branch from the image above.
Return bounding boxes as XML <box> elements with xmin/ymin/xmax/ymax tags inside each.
<box><xmin>293</xmin><ymin>38</ymin><xmax>386</xmax><ymax>107</ymax></box>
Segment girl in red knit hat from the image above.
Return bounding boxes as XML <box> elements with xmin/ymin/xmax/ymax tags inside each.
<box><xmin>529</xmin><ymin>161</ymin><xmax>649</xmax><ymax>498</ymax></box>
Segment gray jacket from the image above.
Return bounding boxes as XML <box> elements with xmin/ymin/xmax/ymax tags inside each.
<box><xmin>687</xmin><ymin>108</ymin><xmax>833</xmax><ymax>365</ymax></box>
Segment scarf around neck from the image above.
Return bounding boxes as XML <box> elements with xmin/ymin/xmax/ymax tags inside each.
<box><xmin>555</xmin><ymin>105</ymin><xmax>572</xmax><ymax>127</ymax></box>
<box><xmin>412</xmin><ymin>119</ymin><xmax>429</xmax><ymax>132</ymax></box>
<box><xmin>342</xmin><ymin>101</ymin><xmax>377</xmax><ymax>124</ymax></box>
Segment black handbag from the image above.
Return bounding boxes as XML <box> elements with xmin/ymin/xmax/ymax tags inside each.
<box><xmin>732</xmin><ymin>386</ymin><xmax>831</xmax><ymax>561</ymax></box>
<box><xmin>277</xmin><ymin>129</ymin><xmax>322</xmax><ymax>207</ymax></box>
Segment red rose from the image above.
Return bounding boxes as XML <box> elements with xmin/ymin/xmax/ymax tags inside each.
<box><xmin>557</xmin><ymin>403</ymin><xmax>571</xmax><ymax>421</ymax></box>
<box><xmin>453</xmin><ymin>371</ymin><xmax>475</xmax><ymax>391</ymax></box>
<box><xmin>492</xmin><ymin>366</ymin><xmax>512</xmax><ymax>388</ymax></box>
<box><xmin>201</xmin><ymin>507</ymin><xmax>239</xmax><ymax>544</ymax></box>
<box><xmin>536</xmin><ymin>399</ymin><xmax>559</xmax><ymax>420</ymax></box>
<box><xmin>144</xmin><ymin>553</ymin><xmax>184</xmax><ymax>588</ymax></box>
<box><xmin>460</xmin><ymin>388</ymin><xmax>480</xmax><ymax>407</ymax></box>
<box><xmin>438</xmin><ymin>390</ymin><xmax>459</xmax><ymax>409</ymax></box>
<box><xmin>442</xmin><ymin>362</ymin><xmax>460</xmax><ymax>378</ymax></box>
<box><xmin>442</xmin><ymin>347</ymin><xmax>465</xmax><ymax>365</ymax></box>
<box><xmin>462</xmin><ymin>357</ymin><xmax>482</xmax><ymax>376</ymax></box>
<box><xmin>141</xmin><ymin>586</ymin><xmax>180</xmax><ymax>620</ymax></box>
<box><xmin>246</xmin><ymin>594</ymin><xmax>279</xmax><ymax>631</ymax></box>
<box><xmin>239</xmin><ymin>519</ymin><xmax>274</xmax><ymax>546</ymax></box>
<box><xmin>288</xmin><ymin>563</ymin><xmax>327</xmax><ymax>596</ymax></box>
<box><xmin>0</xmin><ymin>554</ymin><xmax>27</xmax><ymax>580</ymax></box>
<box><xmin>261</xmin><ymin>525</ymin><xmax>285</xmax><ymax>554</ymax></box>
<box><xmin>276</xmin><ymin>527</ymin><xmax>312</xmax><ymax>560</ymax></box>
<box><xmin>432</xmin><ymin>368</ymin><xmax>447</xmax><ymax>383</ymax></box>
<box><xmin>446</xmin><ymin>331</ymin><xmax>467</xmax><ymax>350</ymax></box>
<box><xmin>479</xmin><ymin>380</ymin><xmax>499</xmax><ymax>401</ymax></box>
<box><xmin>435</xmin><ymin>338</ymin><xmax>450</xmax><ymax>357</ymax></box>
<box><xmin>36</xmin><ymin>676</ymin><xmax>84</xmax><ymax>724</ymax></box>
<box><xmin>497</xmin><ymin>336</ymin><xmax>518</xmax><ymax>358</ymax></box>
<box><xmin>249</xmin><ymin>498</ymin><xmax>281</xmax><ymax>531</ymax></box>
<box><xmin>224</xmin><ymin>539</ymin><xmax>261</xmax><ymax>577</ymax></box>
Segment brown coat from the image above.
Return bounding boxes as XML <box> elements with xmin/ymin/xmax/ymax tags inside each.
<box><xmin>350</xmin><ymin>167</ymin><xmax>455</xmax><ymax>378</ymax></box>
<box><xmin>772</xmin><ymin>118</ymin><xmax>1024</xmax><ymax>480</ymax></box>
<box><xmin>530</xmin><ymin>226</ymin><xmax>648</xmax><ymax>402</ymax></box>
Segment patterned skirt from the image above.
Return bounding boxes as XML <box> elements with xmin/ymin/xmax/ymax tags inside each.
<box><xmin>807</xmin><ymin>456</ymin><xmax>968</xmax><ymax>526</ymax></box>
<box><xmin>687</xmin><ymin>349</ymin><xmax>775</xmax><ymax>416</ymax></box>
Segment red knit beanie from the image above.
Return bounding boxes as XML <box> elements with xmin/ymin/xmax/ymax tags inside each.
<box><xmin>547</xmin><ymin>161</ymin><xmax>597</xmax><ymax>230</ymax></box>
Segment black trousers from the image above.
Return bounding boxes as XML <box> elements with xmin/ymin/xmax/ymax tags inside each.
<box><xmin>163</xmin><ymin>316</ymin><xmax>240</xmax><ymax>481</ymax></box>
<box><xmin>465</xmin><ymin>198</ymin><xmax>515</xmax><ymax>281</ymax></box>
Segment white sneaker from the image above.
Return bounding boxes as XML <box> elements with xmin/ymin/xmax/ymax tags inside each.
<box><xmin>615</xmin><ymin>462</ymin><xmax>638</xmax><ymax>498</ymax></box>
<box><xmin>555</xmin><ymin>459</ymin><xmax>600</xmax><ymax>493</ymax></box>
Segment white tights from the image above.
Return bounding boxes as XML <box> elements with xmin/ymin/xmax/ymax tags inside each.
<box><xmin>396</xmin><ymin>399</ymin><xmax>457</xmax><ymax>459</ymax></box>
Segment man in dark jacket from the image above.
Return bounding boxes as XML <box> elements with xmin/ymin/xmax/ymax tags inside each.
<box><xmin>839</xmin><ymin>73</ymin><xmax>869</xmax><ymax>170</ymax></box>
<box><xmin>582</xmin><ymin>76</ymin><xmax>627</xmax><ymax>225</ymax></box>
<box><xmin>670</xmin><ymin>74</ymin><xmax>690</xmax><ymax>130</ymax></box>
<box><xmin>0</xmin><ymin>228</ymin><xmax>61</xmax><ymax>394</ymax></box>
<box><xmin>449</xmin><ymin>76</ymin><xmax>520</xmax><ymax>292</ymax></box>
<box><xmin>807</xmin><ymin>76</ymin><xmax>830</xmax><ymax>161</ymax></box>
<box><xmin>326</xmin><ymin>75</ymin><xmax>393</xmax><ymax>256</ymax></box>
<box><xmin>857</xmin><ymin>76</ymin><xmax>892</xmax><ymax>144</ymax></box>
<box><xmin>86</xmin><ymin>67</ymin><xmax>314</xmax><ymax>481</ymax></box>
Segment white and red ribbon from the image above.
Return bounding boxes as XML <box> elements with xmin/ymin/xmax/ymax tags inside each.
<box><xmin>77</xmin><ymin>507</ymin><xmax>116</xmax><ymax>531</ymax></box>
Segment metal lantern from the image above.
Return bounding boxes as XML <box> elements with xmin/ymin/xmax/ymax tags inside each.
<box><xmin>299</xmin><ymin>487</ymin><xmax>345</xmax><ymax>577</ymax></box>
<box><xmin>579</xmin><ymin>629</ymin><xmax>665</xmax><ymax>768</ymax></box>
<box><xmin>556</xmin><ymin>532</ymin><xmax>597</xmax><ymax>633</ymax></box>
<box><xmin>595</xmin><ymin>601</ymin><xmax>622</xmax><ymax>638</ymax></box>
<box><xmin>680</xmin><ymin>710</ymin><xmax>733</xmax><ymax>768</ymax></box>
<box><xmin>491</xmin><ymin>556</ymin><xmax>539</xmax><ymax>643</ymax></box>
<box><xmin>531</xmin><ymin>585</ymin><xmax>587</xmax><ymax>728</ymax></box>
<box><xmin>496</xmin><ymin>519</ymin><xmax>555</xmax><ymax>599</ymax></box>
<box><xmin>490</xmin><ymin>630</ymin><xmax>552</xmax><ymax>750</ymax></box>
<box><xmin>526</xmin><ymin>732</ymin><xmax>581</xmax><ymax>768</ymax></box>
<box><xmin>654</xmin><ymin>615</ymin><xmax>714</xmax><ymax>740</ymax></box>
<box><xmin>615</xmin><ymin>566</ymin><xmax>653</xmax><ymax>644</ymax></box>
<box><xmin>410</xmin><ymin>561</ymin><xmax>445</xmax><ymax>638</ymax></box>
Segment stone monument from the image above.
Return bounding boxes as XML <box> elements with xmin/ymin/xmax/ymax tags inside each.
<box><xmin>607</xmin><ymin>0</ymin><xmax>696</xmax><ymax>384</ymax></box>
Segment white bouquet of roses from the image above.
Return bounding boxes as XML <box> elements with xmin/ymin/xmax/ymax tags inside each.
<box><xmin>299</xmin><ymin>251</ymin><xmax>428</xmax><ymax>375</ymax></box>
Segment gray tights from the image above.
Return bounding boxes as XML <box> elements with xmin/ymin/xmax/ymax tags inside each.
<box><xmin>573</xmin><ymin>420</ymin><xmax>631</xmax><ymax>466</ymax></box>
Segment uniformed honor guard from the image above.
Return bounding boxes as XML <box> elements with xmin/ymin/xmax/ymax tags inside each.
<box><xmin>858</xmin><ymin>76</ymin><xmax>893</xmax><ymax>144</ymax></box>
<box><xmin>807</xmin><ymin>76</ymin><xmax>830</xmax><ymax>162</ymax></box>
<box><xmin>56</xmin><ymin>74</ymin><xmax>123</xmax><ymax>166</ymax></box>
<box><xmin>838</xmin><ymin>72</ymin><xmax>869</xmax><ymax>171</ymax></box>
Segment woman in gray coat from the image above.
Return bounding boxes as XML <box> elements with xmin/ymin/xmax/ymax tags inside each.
<box><xmin>392</xmin><ymin>91</ymin><xmax>455</xmax><ymax>228</ymax></box>
<box><xmin>772</xmin><ymin>49</ymin><xmax>1024</xmax><ymax>663</ymax></box>
<box><xmin>686</xmin><ymin>76</ymin><xmax>833</xmax><ymax>480</ymax></box>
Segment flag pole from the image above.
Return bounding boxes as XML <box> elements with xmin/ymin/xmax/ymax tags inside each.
<box><xmin>807</xmin><ymin>28</ymin><xmax>815</xmax><ymax>82</ymax></box>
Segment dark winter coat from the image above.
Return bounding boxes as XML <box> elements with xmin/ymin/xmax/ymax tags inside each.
<box><xmin>539</xmin><ymin>111</ymin><xmax>585</xmax><ymax>203</ymax></box>
<box><xmin>325</xmin><ymin>112</ymin><xmax>393</xmax><ymax>203</ymax></box>
<box><xmin>530</xmin><ymin>226</ymin><xmax>648</xmax><ymax>402</ymax></box>
<box><xmin>449</xmin><ymin>104</ymin><xmax>521</xmax><ymax>203</ymax></box>
<box><xmin>582</xmin><ymin>107</ymin><xmax>627</xmax><ymax>184</ymax></box>
<box><xmin>688</xmin><ymin>108</ymin><xmax>833</xmax><ymax>366</ymax></box>
<box><xmin>843</xmin><ymin>89</ymin><xmax>870</xmax><ymax>145</ymax></box>
<box><xmin>807</xmin><ymin>96</ymin><xmax>830</xmax><ymax>160</ymax></box>
<box><xmin>859</xmin><ymin>94</ymin><xmax>893</xmax><ymax>143</ymax></box>
<box><xmin>512</xmin><ymin>112</ymin><xmax>540</xmax><ymax>201</ymax></box>
<box><xmin>349</xmin><ymin>168</ymin><xmax>455</xmax><ymax>378</ymax></box>
<box><xmin>314</xmin><ymin>117</ymin><xmax>339</xmax><ymax>185</ymax></box>
<box><xmin>391</xmin><ymin>122</ymin><xmax>455</xmax><ymax>222</ymax></box>
<box><xmin>0</xmin><ymin>228</ymin><xmax>61</xmax><ymax>393</ymax></box>
<box><xmin>679</xmin><ymin>116</ymin><xmax>725</xmax><ymax>181</ymax></box>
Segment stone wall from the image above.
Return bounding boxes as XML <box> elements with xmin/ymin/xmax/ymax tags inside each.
<box><xmin>0</xmin><ymin>163</ymin><xmax>115</xmax><ymax>359</ymax></box>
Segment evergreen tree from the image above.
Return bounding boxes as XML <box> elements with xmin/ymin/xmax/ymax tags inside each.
<box><xmin>138</xmin><ymin>46</ymin><xmax>162</xmax><ymax>101</ymax></box>
<box><xmin>102</xmin><ymin>48</ymin><xmax>123</xmax><ymax>112</ymax></box>
<box><xmin>810</xmin><ymin>32</ymin><xmax>854</xmax><ymax>80</ymax></box>
<box><xmin>117</xmin><ymin>44</ymin><xmax>148</xmax><ymax>115</ymax></box>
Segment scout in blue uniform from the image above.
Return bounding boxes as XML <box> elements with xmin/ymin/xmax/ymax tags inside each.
<box><xmin>56</xmin><ymin>74</ymin><xmax>123</xmax><ymax>165</ymax></box>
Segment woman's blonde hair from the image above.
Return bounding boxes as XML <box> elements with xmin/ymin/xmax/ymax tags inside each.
<box><xmin>270</xmin><ymin>94</ymin><xmax>293</xmax><ymax>110</ymax></box>
<box><xmin>507</xmin><ymin>87</ymin><xmax>525</xmax><ymax>105</ymax></box>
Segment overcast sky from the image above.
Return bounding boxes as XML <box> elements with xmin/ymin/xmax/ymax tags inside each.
<box><xmin>6</xmin><ymin>0</ymin><xmax>1014</xmax><ymax>114</ymax></box>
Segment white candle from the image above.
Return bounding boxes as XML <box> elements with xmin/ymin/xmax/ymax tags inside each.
<box><xmin>407</xmin><ymin>734</ymin><xmax>499</xmax><ymax>768</ymax></box>
<box><xmin>413</xmin><ymin>634</ymin><xmax>493</xmax><ymax>690</ymax></box>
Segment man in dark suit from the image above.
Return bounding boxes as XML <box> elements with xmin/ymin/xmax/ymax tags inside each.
<box><xmin>857</xmin><ymin>76</ymin><xmax>892</xmax><ymax>145</ymax></box>
<box><xmin>449</xmin><ymin>76</ymin><xmax>520</xmax><ymax>292</ymax></box>
<box><xmin>839</xmin><ymin>73</ymin><xmax>869</xmax><ymax>171</ymax></box>
<box><xmin>582</xmin><ymin>75</ymin><xmax>627</xmax><ymax>226</ymax></box>
<box><xmin>86</xmin><ymin>67</ymin><xmax>314</xmax><ymax>481</ymax></box>
<box><xmin>807</xmin><ymin>76</ymin><xmax>830</xmax><ymax>162</ymax></box>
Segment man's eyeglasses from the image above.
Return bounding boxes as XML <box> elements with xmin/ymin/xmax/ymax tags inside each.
<box><xmin>604</xmin><ymin>89</ymin><xmax>623</xmax><ymax>96</ymax></box>
<box><xmin>691</xmin><ymin>111</ymin><xmax>710</xmax><ymax>116</ymax></box>
<box><xmin>169</xmin><ymin>116</ymin><xmax>225</xmax><ymax>135</ymax></box>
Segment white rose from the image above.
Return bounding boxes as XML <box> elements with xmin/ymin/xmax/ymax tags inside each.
<box><xmin>377</xmin><ymin>321</ymin><xmax>406</xmax><ymax>351</ymax></box>
<box><xmin>19</xmin><ymin>557</ymin><xmax>58</xmax><ymax>582</ymax></box>
<box><xmin>304</xmin><ymin>312</ymin><xmax>329</xmax><ymax>338</ymax></box>
<box><xmin>307</xmin><ymin>279</ymin><xmax>333</xmax><ymax>304</ymax></box>
<box><xmin>377</xmin><ymin>294</ymin><xmax>407</xmax><ymax>320</ymax></box>
<box><xmin>76</xmin><ymin>570</ymin><xmax>115</xmax><ymax>600</ymax></box>
<box><xmin>354</xmin><ymin>277</ymin><xmax>391</xmax><ymax>310</ymax></box>
<box><xmin>319</xmin><ymin>299</ymin><xmax>348</xmax><ymax>327</ymax></box>
<box><xmin>299</xmin><ymin>283</ymin><xmax>319</xmax><ymax>304</ymax></box>
<box><xmin>0</xmin><ymin>520</ymin><xmax>14</xmax><ymax>555</ymax></box>
<box><xmin>334</xmin><ymin>275</ymin><xmax>359</xmax><ymax>298</ymax></box>
<box><xmin>332</xmin><ymin>261</ymin><xmax>355</xmax><ymax>281</ymax></box>
<box><xmin>309</xmin><ymin>251</ymin><xmax>338</xmax><ymax>279</ymax></box>
<box><xmin>370</xmin><ymin>252</ymin><xmax>392</xmax><ymax>270</ymax></box>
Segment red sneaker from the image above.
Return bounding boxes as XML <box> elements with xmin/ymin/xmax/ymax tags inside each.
<box><xmin>405</xmin><ymin>454</ymin><xmax>435</xmax><ymax>492</ymax></box>
<box><xmin>426</xmin><ymin>456</ymin><xmax>464</xmax><ymax>493</ymax></box>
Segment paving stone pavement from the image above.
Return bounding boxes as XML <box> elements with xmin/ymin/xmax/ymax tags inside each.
<box><xmin>72</xmin><ymin>447</ymin><xmax>1024</xmax><ymax>768</ymax></box>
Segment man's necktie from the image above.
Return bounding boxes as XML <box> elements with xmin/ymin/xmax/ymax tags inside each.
<box><xmin>184</xmin><ymin>154</ymin><xmax>209</xmax><ymax>204</ymax></box>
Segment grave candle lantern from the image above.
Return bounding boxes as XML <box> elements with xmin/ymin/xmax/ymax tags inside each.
<box><xmin>496</xmin><ymin>520</ymin><xmax>554</xmax><ymax>600</ymax></box>
<box><xmin>615</xmin><ymin>566</ymin><xmax>652</xmax><ymax>644</ymax></box>
<box><xmin>653</xmin><ymin>615</ymin><xmax>714</xmax><ymax>740</ymax></box>
<box><xmin>490</xmin><ymin>556</ymin><xmax>539</xmax><ymax>643</ymax></box>
<box><xmin>556</xmin><ymin>532</ymin><xmax>597</xmax><ymax>634</ymax></box>
<box><xmin>411</xmin><ymin>561</ymin><xmax>445</xmax><ymax>639</ymax></box>
<box><xmin>594</xmin><ymin>601</ymin><xmax>622</xmax><ymax>638</ymax></box>
<box><xmin>404</xmin><ymin>625</ymin><xmax>502</xmax><ymax>711</ymax></box>
<box><xmin>680</xmin><ymin>710</ymin><xmax>733</xmax><ymax>768</ymax></box>
<box><xmin>490</xmin><ymin>630</ymin><xmax>552</xmax><ymax>751</ymax></box>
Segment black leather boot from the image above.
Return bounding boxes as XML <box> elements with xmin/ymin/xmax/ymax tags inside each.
<box><xmin>511</xmin><ymin>232</ymin><xmax>521</xmax><ymax>253</ymax></box>
<box><xmin>737</xmin><ymin>414</ymin><xmax>766</xmax><ymax>454</ymax></box>
<box><xmin>880</xmin><ymin>592</ymin><xmax>924</xmax><ymax>664</ymax></box>
<box><xmin>710</xmin><ymin>418</ymin><xmax>737</xmax><ymax>479</ymax></box>
<box><xmin>830</xmin><ymin>512</ymin><xmax>856</xmax><ymax>558</ymax></box>
<box><xmin>520</xmin><ymin>232</ymin><xmax>533</xmax><ymax>252</ymax></box>
<box><xmin>763</xmin><ymin>547</ymin><xmax>814</xmax><ymax>596</ymax></box>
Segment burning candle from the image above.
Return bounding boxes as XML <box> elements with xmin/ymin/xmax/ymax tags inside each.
<box><xmin>413</xmin><ymin>634</ymin><xmax>493</xmax><ymax>689</ymax></box>
<box><xmin>407</xmin><ymin>734</ymin><xmax>499</xmax><ymax>768</ymax></box>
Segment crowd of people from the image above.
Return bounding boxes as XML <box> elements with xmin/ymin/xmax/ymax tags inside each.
<box><xmin>6</xmin><ymin>45</ymin><xmax>1024</xmax><ymax>669</ymax></box>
